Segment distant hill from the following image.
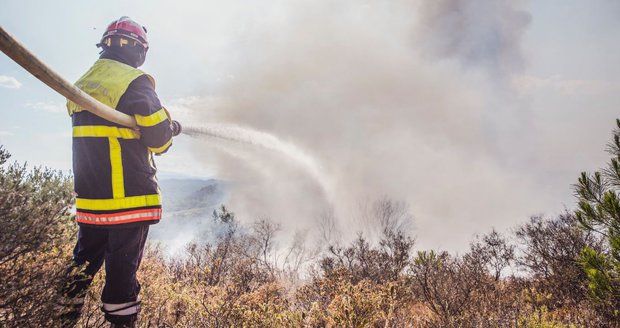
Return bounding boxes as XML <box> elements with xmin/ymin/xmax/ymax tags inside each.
<box><xmin>150</xmin><ymin>177</ymin><xmax>227</xmax><ymax>255</ymax></box>
<box><xmin>159</xmin><ymin>178</ymin><xmax>226</xmax><ymax>212</ymax></box>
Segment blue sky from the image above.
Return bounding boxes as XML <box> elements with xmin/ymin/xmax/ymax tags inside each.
<box><xmin>1</xmin><ymin>0</ymin><xmax>619</xmax><ymax>250</ymax></box>
<box><xmin>0</xmin><ymin>0</ymin><xmax>228</xmax><ymax>174</ymax></box>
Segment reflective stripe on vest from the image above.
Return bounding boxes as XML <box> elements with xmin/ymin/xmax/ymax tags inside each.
<box><xmin>148</xmin><ymin>138</ymin><xmax>173</xmax><ymax>154</ymax></box>
<box><xmin>108</xmin><ymin>137</ymin><xmax>124</xmax><ymax>199</ymax></box>
<box><xmin>73</xmin><ymin>126</ymin><xmax>139</xmax><ymax>139</ymax></box>
<box><xmin>73</xmin><ymin>125</ymin><xmax>133</xmax><ymax>200</ymax></box>
<box><xmin>135</xmin><ymin>108</ymin><xmax>169</xmax><ymax>127</ymax></box>
<box><xmin>76</xmin><ymin>194</ymin><xmax>162</xmax><ymax>211</ymax></box>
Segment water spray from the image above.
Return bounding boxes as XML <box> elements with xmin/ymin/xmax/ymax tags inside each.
<box><xmin>184</xmin><ymin>123</ymin><xmax>333</xmax><ymax>200</ymax></box>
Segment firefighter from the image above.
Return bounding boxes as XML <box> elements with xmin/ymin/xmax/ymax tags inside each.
<box><xmin>56</xmin><ymin>17</ymin><xmax>181</xmax><ymax>327</ymax></box>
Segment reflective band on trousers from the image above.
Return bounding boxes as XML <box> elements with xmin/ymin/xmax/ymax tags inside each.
<box><xmin>76</xmin><ymin>208</ymin><xmax>162</xmax><ymax>225</ymax></box>
<box><xmin>76</xmin><ymin>194</ymin><xmax>162</xmax><ymax>211</ymax></box>
<box><xmin>103</xmin><ymin>301</ymin><xmax>140</xmax><ymax>316</ymax></box>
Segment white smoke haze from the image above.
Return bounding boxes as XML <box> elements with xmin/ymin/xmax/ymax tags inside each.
<box><xmin>160</xmin><ymin>0</ymin><xmax>619</xmax><ymax>251</ymax></box>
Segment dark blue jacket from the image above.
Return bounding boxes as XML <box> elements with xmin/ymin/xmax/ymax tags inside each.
<box><xmin>68</xmin><ymin>52</ymin><xmax>173</xmax><ymax>227</ymax></box>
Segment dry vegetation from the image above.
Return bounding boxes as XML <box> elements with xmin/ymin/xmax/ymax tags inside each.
<box><xmin>1</xmin><ymin>120</ymin><xmax>620</xmax><ymax>328</ymax></box>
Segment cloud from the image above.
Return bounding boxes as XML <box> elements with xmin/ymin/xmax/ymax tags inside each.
<box><xmin>0</xmin><ymin>75</ymin><xmax>22</xmax><ymax>89</ymax></box>
<box><xmin>25</xmin><ymin>101</ymin><xmax>65</xmax><ymax>113</ymax></box>
<box><xmin>0</xmin><ymin>131</ymin><xmax>14</xmax><ymax>137</ymax></box>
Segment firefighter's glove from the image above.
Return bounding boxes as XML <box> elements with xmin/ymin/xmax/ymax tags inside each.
<box><xmin>171</xmin><ymin>120</ymin><xmax>182</xmax><ymax>136</ymax></box>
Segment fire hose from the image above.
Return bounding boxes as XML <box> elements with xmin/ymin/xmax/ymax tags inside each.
<box><xmin>0</xmin><ymin>25</ymin><xmax>186</xmax><ymax>133</ymax></box>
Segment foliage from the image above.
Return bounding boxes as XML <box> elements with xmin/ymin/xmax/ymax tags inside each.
<box><xmin>0</xmin><ymin>146</ymin><xmax>75</xmax><ymax>326</ymax></box>
<box><xmin>515</xmin><ymin>214</ymin><xmax>602</xmax><ymax>310</ymax></box>
<box><xmin>0</xmin><ymin>133</ymin><xmax>618</xmax><ymax>327</ymax></box>
<box><xmin>574</xmin><ymin>119</ymin><xmax>620</xmax><ymax>319</ymax></box>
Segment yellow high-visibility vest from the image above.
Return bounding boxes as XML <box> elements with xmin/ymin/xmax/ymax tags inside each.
<box><xmin>67</xmin><ymin>58</ymin><xmax>154</xmax><ymax>115</ymax></box>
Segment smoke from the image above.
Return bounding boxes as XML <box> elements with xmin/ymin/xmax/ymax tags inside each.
<box><xmin>165</xmin><ymin>0</ymin><xmax>601</xmax><ymax>251</ymax></box>
<box><xmin>417</xmin><ymin>0</ymin><xmax>531</xmax><ymax>77</ymax></box>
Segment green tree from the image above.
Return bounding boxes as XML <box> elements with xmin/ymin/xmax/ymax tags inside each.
<box><xmin>574</xmin><ymin>119</ymin><xmax>620</xmax><ymax>319</ymax></box>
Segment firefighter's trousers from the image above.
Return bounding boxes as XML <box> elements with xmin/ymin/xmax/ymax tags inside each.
<box><xmin>61</xmin><ymin>225</ymin><xmax>149</xmax><ymax>324</ymax></box>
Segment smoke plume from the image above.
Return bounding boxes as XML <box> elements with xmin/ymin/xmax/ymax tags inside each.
<box><xmin>417</xmin><ymin>0</ymin><xmax>531</xmax><ymax>77</ymax></box>
<box><xmin>163</xmin><ymin>0</ymin><xmax>612</xmax><ymax>251</ymax></box>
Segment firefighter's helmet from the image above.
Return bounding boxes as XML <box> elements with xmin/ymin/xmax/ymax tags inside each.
<box><xmin>98</xmin><ymin>16</ymin><xmax>148</xmax><ymax>50</ymax></box>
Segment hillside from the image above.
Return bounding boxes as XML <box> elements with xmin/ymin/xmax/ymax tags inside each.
<box><xmin>149</xmin><ymin>177</ymin><xmax>227</xmax><ymax>255</ymax></box>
